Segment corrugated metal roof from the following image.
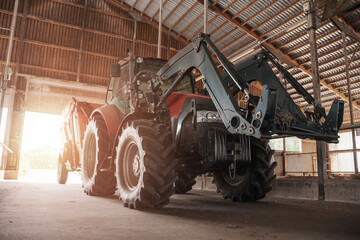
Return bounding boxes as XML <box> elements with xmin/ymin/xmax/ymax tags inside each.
<box><xmin>121</xmin><ymin>0</ymin><xmax>360</xmax><ymax>121</ymax></box>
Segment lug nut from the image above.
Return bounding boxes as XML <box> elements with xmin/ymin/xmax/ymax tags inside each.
<box><xmin>240</xmin><ymin>123</ymin><xmax>247</xmax><ymax>130</ymax></box>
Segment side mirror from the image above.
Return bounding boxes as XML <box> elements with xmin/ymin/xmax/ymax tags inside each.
<box><xmin>110</xmin><ymin>63</ymin><xmax>121</xmax><ymax>78</ymax></box>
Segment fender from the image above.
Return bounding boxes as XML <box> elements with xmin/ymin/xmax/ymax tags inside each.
<box><xmin>91</xmin><ymin>104</ymin><xmax>123</xmax><ymax>148</ymax></box>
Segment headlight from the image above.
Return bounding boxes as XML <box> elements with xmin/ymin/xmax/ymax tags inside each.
<box><xmin>206</xmin><ymin>112</ymin><xmax>220</xmax><ymax>120</ymax></box>
<box><xmin>136</xmin><ymin>57</ymin><xmax>144</xmax><ymax>64</ymax></box>
<box><xmin>196</xmin><ymin>111</ymin><xmax>222</xmax><ymax>123</ymax></box>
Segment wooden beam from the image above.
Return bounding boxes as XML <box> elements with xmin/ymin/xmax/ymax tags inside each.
<box><xmin>232</xmin><ymin>0</ymin><xmax>257</xmax><ymax>20</ymax></box>
<box><xmin>178</xmin><ymin>12</ymin><xmax>204</xmax><ymax>37</ymax></box>
<box><xmin>261</xmin><ymin>11</ymin><xmax>304</xmax><ymax>38</ymax></box>
<box><xmin>251</xmin><ymin>1</ymin><xmax>298</xmax><ymax>32</ymax></box>
<box><xmin>199</xmin><ymin>0</ymin><xmax>360</xmax><ymax>110</ymax></box>
<box><xmin>131</xmin><ymin>0</ymin><xmax>139</xmax><ymax>10</ymax></box>
<box><xmin>285</xmin><ymin>26</ymin><xmax>337</xmax><ymax>54</ymax></box>
<box><xmin>332</xmin><ymin>16</ymin><xmax>360</xmax><ymax>42</ymax></box>
<box><xmin>14</xmin><ymin>0</ymin><xmax>29</xmax><ymax>87</ymax></box>
<box><xmin>151</xmin><ymin>0</ymin><xmax>169</xmax><ymax>21</ymax></box>
<box><xmin>212</xmin><ymin>0</ymin><xmax>221</xmax><ymax>6</ymax></box>
<box><xmin>222</xmin><ymin>1</ymin><xmax>237</xmax><ymax>13</ymax></box>
<box><xmin>219</xmin><ymin>33</ymin><xmax>246</xmax><ymax>52</ymax></box>
<box><xmin>187</xmin><ymin>15</ymin><xmax>219</xmax><ymax>41</ymax></box>
<box><xmin>106</xmin><ymin>0</ymin><xmax>189</xmax><ymax>46</ymax></box>
<box><xmin>141</xmin><ymin>0</ymin><xmax>153</xmax><ymax>16</ymax></box>
<box><xmin>169</xmin><ymin>2</ymin><xmax>198</xmax><ymax>31</ymax></box>
<box><xmin>242</xmin><ymin>0</ymin><xmax>280</xmax><ymax>27</ymax></box>
<box><xmin>163</xmin><ymin>0</ymin><xmax>185</xmax><ymax>24</ymax></box>
<box><xmin>209</xmin><ymin>20</ymin><xmax>228</xmax><ymax>36</ymax></box>
<box><xmin>214</xmin><ymin>27</ymin><xmax>237</xmax><ymax>44</ymax></box>
<box><xmin>226</xmin><ymin>39</ymin><xmax>256</xmax><ymax>58</ymax></box>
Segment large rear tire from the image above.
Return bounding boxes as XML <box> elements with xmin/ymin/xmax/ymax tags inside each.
<box><xmin>174</xmin><ymin>172</ymin><xmax>197</xmax><ymax>194</ymax></box>
<box><xmin>81</xmin><ymin>115</ymin><xmax>116</xmax><ymax>196</ymax></box>
<box><xmin>57</xmin><ymin>155</ymin><xmax>68</xmax><ymax>184</ymax></box>
<box><xmin>213</xmin><ymin>138</ymin><xmax>276</xmax><ymax>202</ymax></box>
<box><xmin>115</xmin><ymin>120</ymin><xmax>177</xmax><ymax>209</ymax></box>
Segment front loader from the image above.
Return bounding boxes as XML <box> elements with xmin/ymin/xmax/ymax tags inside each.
<box><xmin>81</xmin><ymin>33</ymin><xmax>343</xmax><ymax>209</ymax></box>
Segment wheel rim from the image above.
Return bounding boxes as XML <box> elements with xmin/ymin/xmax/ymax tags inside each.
<box><xmin>221</xmin><ymin>166</ymin><xmax>248</xmax><ymax>187</ymax></box>
<box><xmin>85</xmin><ymin>133</ymin><xmax>97</xmax><ymax>180</ymax></box>
<box><xmin>122</xmin><ymin>140</ymin><xmax>141</xmax><ymax>191</ymax></box>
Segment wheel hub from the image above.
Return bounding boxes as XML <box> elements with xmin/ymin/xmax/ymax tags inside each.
<box><xmin>132</xmin><ymin>154</ymin><xmax>140</xmax><ymax>177</ymax></box>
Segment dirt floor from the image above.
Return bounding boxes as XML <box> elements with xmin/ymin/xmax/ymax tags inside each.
<box><xmin>1</xmin><ymin>172</ymin><xmax>359</xmax><ymax>240</ymax></box>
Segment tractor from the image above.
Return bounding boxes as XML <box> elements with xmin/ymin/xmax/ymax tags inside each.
<box><xmin>81</xmin><ymin>33</ymin><xmax>343</xmax><ymax>209</ymax></box>
<box><xmin>57</xmin><ymin>98</ymin><xmax>101</xmax><ymax>184</ymax></box>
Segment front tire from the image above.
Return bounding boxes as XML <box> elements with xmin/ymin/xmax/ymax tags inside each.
<box><xmin>213</xmin><ymin>138</ymin><xmax>277</xmax><ymax>202</ymax></box>
<box><xmin>81</xmin><ymin>115</ymin><xmax>116</xmax><ymax>196</ymax></box>
<box><xmin>115</xmin><ymin>120</ymin><xmax>177</xmax><ymax>209</ymax></box>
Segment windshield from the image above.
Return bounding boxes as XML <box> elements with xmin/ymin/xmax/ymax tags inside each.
<box><xmin>138</xmin><ymin>59</ymin><xmax>194</xmax><ymax>94</ymax></box>
<box><xmin>106</xmin><ymin>58</ymin><xmax>194</xmax><ymax>104</ymax></box>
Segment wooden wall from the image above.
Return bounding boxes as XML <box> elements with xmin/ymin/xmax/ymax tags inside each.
<box><xmin>0</xmin><ymin>0</ymin><xmax>186</xmax><ymax>90</ymax></box>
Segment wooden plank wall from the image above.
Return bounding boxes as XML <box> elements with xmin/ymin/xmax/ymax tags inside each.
<box><xmin>0</xmin><ymin>0</ymin><xmax>186</xmax><ymax>90</ymax></box>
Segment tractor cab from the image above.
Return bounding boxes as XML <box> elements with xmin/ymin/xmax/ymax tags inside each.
<box><xmin>107</xmin><ymin>56</ymin><xmax>195</xmax><ymax>115</ymax></box>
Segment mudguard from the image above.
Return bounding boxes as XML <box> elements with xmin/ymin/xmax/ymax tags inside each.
<box><xmin>91</xmin><ymin>104</ymin><xmax>123</xmax><ymax>147</ymax></box>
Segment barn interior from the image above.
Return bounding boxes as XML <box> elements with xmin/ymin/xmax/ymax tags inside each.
<box><xmin>0</xmin><ymin>0</ymin><xmax>360</xmax><ymax>239</ymax></box>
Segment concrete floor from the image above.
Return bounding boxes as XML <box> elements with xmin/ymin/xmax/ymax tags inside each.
<box><xmin>1</xmin><ymin>173</ymin><xmax>360</xmax><ymax>240</ymax></box>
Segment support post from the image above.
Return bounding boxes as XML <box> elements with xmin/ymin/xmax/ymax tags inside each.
<box><xmin>342</xmin><ymin>32</ymin><xmax>359</xmax><ymax>174</ymax></box>
<box><xmin>132</xmin><ymin>19</ymin><xmax>137</xmax><ymax>54</ymax></box>
<box><xmin>0</xmin><ymin>0</ymin><xmax>19</xmax><ymax>129</ymax></box>
<box><xmin>204</xmin><ymin>0</ymin><xmax>208</xmax><ymax>34</ymax></box>
<box><xmin>76</xmin><ymin>0</ymin><xmax>88</xmax><ymax>83</ymax></box>
<box><xmin>303</xmin><ymin>0</ymin><xmax>327</xmax><ymax>200</ymax></box>
<box><xmin>283</xmin><ymin>138</ymin><xmax>286</xmax><ymax>176</ymax></box>
<box><xmin>157</xmin><ymin>0</ymin><xmax>163</xmax><ymax>58</ymax></box>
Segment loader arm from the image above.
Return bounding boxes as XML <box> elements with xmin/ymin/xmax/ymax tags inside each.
<box><xmin>155</xmin><ymin>33</ymin><xmax>343</xmax><ymax>143</ymax></box>
<box><xmin>157</xmin><ymin>33</ymin><xmax>265</xmax><ymax>137</ymax></box>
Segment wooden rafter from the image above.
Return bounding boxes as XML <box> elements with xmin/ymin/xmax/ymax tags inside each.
<box><xmin>222</xmin><ymin>1</ymin><xmax>237</xmax><ymax>13</ymax></box>
<box><xmin>163</xmin><ymin>0</ymin><xmax>185</xmax><ymax>24</ymax></box>
<box><xmin>198</xmin><ymin>0</ymin><xmax>360</xmax><ymax>111</ymax></box>
<box><xmin>219</xmin><ymin>33</ymin><xmax>246</xmax><ymax>52</ymax></box>
<box><xmin>285</xmin><ymin>25</ymin><xmax>336</xmax><ymax>54</ymax></box>
<box><xmin>212</xmin><ymin>0</ymin><xmax>221</xmax><ymax>6</ymax></box>
<box><xmin>232</xmin><ymin>0</ymin><xmax>257</xmax><ymax>20</ymax></box>
<box><xmin>150</xmin><ymin>0</ymin><xmax>169</xmax><ymax>21</ymax></box>
<box><xmin>178</xmin><ymin>12</ymin><xmax>204</xmax><ymax>37</ymax></box>
<box><xmin>214</xmin><ymin>26</ymin><xmax>237</xmax><ymax>44</ymax></box>
<box><xmin>294</xmin><ymin>41</ymin><xmax>358</xmax><ymax>64</ymax></box>
<box><xmin>251</xmin><ymin>1</ymin><xmax>298</xmax><ymax>33</ymax></box>
<box><xmin>332</xmin><ymin>16</ymin><xmax>360</xmax><ymax>42</ymax></box>
<box><xmin>131</xmin><ymin>0</ymin><xmax>139</xmax><ymax>10</ymax></box>
<box><xmin>242</xmin><ymin>0</ymin><xmax>280</xmax><ymax>27</ymax></box>
<box><xmin>209</xmin><ymin>20</ymin><xmax>228</xmax><ymax>36</ymax></box>
<box><xmin>141</xmin><ymin>0</ymin><xmax>152</xmax><ymax>16</ymax></box>
<box><xmin>226</xmin><ymin>39</ymin><xmax>257</xmax><ymax>58</ymax></box>
<box><xmin>169</xmin><ymin>2</ymin><xmax>198</xmax><ymax>31</ymax></box>
<box><xmin>187</xmin><ymin>15</ymin><xmax>219</xmax><ymax>41</ymax></box>
<box><xmin>106</xmin><ymin>0</ymin><xmax>189</xmax><ymax>46</ymax></box>
<box><xmin>261</xmin><ymin>11</ymin><xmax>304</xmax><ymax>38</ymax></box>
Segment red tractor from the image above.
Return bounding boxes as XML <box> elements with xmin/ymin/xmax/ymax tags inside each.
<box><xmin>57</xmin><ymin>98</ymin><xmax>101</xmax><ymax>184</ymax></box>
<box><xmin>80</xmin><ymin>33</ymin><xmax>343</xmax><ymax>209</ymax></box>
